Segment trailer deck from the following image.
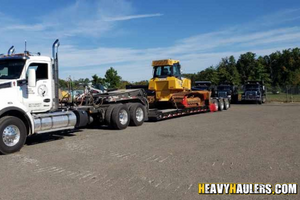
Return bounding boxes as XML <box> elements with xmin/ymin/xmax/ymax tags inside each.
<box><xmin>148</xmin><ymin>105</ymin><xmax>210</xmax><ymax>121</ymax></box>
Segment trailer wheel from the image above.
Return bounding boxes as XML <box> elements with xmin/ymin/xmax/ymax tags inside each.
<box><xmin>262</xmin><ymin>97</ymin><xmax>266</xmax><ymax>103</ymax></box>
<box><xmin>223</xmin><ymin>99</ymin><xmax>230</xmax><ymax>110</ymax></box>
<box><xmin>218</xmin><ymin>100</ymin><xmax>224</xmax><ymax>111</ymax></box>
<box><xmin>212</xmin><ymin>100</ymin><xmax>218</xmax><ymax>111</ymax></box>
<box><xmin>129</xmin><ymin>103</ymin><xmax>145</xmax><ymax>126</ymax></box>
<box><xmin>0</xmin><ymin>116</ymin><xmax>27</xmax><ymax>155</ymax></box>
<box><xmin>111</xmin><ymin>105</ymin><xmax>130</xmax><ymax>130</ymax></box>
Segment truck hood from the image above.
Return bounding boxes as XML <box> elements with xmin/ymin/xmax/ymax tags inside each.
<box><xmin>0</xmin><ymin>79</ymin><xmax>12</xmax><ymax>83</ymax></box>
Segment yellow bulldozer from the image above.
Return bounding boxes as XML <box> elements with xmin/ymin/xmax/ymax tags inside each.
<box><xmin>148</xmin><ymin>59</ymin><xmax>210</xmax><ymax>108</ymax></box>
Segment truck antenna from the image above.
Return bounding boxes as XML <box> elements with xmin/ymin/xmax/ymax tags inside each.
<box><xmin>25</xmin><ymin>40</ymin><xmax>27</xmax><ymax>53</ymax></box>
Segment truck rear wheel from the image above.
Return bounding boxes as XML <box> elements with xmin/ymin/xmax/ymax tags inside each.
<box><xmin>0</xmin><ymin>116</ymin><xmax>27</xmax><ymax>155</ymax></box>
<box><xmin>129</xmin><ymin>103</ymin><xmax>145</xmax><ymax>126</ymax></box>
<box><xmin>218</xmin><ymin>100</ymin><xmax>224</xmax><ymax>111</ymax></box>
<box><xmin>105</xmin><ymin>104</ymin><xmax>121</xmax><ymax>126</ymax></box>
<box><xmin>111</xmin><ymin>105</ymin><xmax>130</xmax><ymax>130</ymax></box>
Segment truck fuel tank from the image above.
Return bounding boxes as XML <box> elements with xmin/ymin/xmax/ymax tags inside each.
<box><xmin>33</xmin><ymin>111</ymin><xmax>77</xmax><ymax>134</ymax></box>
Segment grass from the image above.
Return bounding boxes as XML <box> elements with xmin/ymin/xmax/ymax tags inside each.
<box><xmin>267</xmin><ymin>93</ymin><xmax>300</xmax><ymax>102</ymax></box>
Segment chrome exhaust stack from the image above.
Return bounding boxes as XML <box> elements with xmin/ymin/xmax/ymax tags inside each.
<box><xmin>8</xmin><ymin>46</ymin><xmax>15</xmax><ymax>55</ymax></box>
<box><xmin>52</xmin><ymin>39</ymin><xmax>60</xmax><ymax>111</ymax></box>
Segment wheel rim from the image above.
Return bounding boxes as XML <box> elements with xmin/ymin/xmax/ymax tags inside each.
<box><xmin>2</xmin><ymin>125</ymin><xmax>20</xmax><ymax>147</ymax></box>
<box><xmin>119</xmin><ymin>109</ymin><xmax>128</xmax><ymax>125</ymax></box>
<box><xmin>135</xmin><ymin>107</ymin><xmax>144</xmax><ymax>122</ymax></box>
<box><xmin>214</xmin><ymin>102</ymin><xmax>218</xmax><ymax>110</ymax></box>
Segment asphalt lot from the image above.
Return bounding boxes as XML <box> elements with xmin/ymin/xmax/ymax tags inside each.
<box><xmin>0</xmin><ymin>103</ymin><xmax>299</xmax><ymax>200</ymax></box>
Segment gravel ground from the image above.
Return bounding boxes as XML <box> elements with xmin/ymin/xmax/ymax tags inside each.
<box><xmin>0</xmin><ymin>103</ymin><xmax>299</xmax><ymax>200</ymax></box>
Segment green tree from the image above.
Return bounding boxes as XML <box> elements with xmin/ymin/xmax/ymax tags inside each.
<box><xmin>255</xmin><ymin>56</ymin><xmax>271</xmax><ymax>85</ymax></box>
<box><xmin>119</xmin><ymin>80</ymin><xmax>131</xmax><ymax>89</ymax></box>
<box><xmin>92</xmin><ymin>74</ymin><xmax>106</xmax><ymax>86</ymax></box>
<box><xmin>266</xmin><ymin>51</ymin><xmax>282</xmax><ymax>87</ymax></box>
<box><xmin>195</xmin><ymin>66</ymin><xmax>219</xmax><ymax>85</ymax></box>
<box><xmin>59</xmin><ymin>79</ymin><xmax>68</xmax><ymax>89</ymax></box>
<box><xmin>105</xmin><ymin>67</ymin><xmax>122</xmax><ymax>88</ymax></box>
<box><xmin>236</xmin><ymin>52</ymin><xmax>257</xmax><ymax>84</ymax></box>
<box><xmin>217</xmin><ymin>56</ymin><xmax>240</xmax><ymax>85</ymax></box>
<box><xmin>133</xmin><ymin>80</ymin><xmax>149</xmax><ymax>85</ymax></box>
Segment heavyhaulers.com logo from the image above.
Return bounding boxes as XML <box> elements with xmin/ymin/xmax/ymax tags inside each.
<box><xmin>199</xmin><ymin>183</ymin><xmax>298</xmax><ymax>195</ymax></box>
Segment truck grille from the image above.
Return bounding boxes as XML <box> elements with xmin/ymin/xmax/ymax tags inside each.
<box><xmin>245</xmin><ymin>91</ymin><xmax>258</xmax><ymax>100</ymax></box>
<box><xmin>218</xmin><ymin>91</ymin><xmax>227</xmax><ymax>98</ymax></box>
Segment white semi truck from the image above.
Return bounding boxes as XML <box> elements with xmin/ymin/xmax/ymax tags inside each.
<box><xmin>0</xmin><ymin>40</ymin><xmax>149</xmax><ymax>154</ymax></box>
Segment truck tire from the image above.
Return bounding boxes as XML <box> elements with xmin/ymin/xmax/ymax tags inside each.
<box><xmin>111</xmin><ymin>104</ymin><xmax>130</xmax><ymax>130</ymax></box>
<box><xmin>223</xmin><ymin>99</ymin><xmax>230</xmax><ymax>110</ymax></box>
<box><xmin>129</xmin><ymin>103</ymin><xmax>145</xmax><ymax>126</ymax></box>
<box><xmin>105</xmin><ymin>104</ymin><xmax>121</xmax><ymax>126</ymax></box>
<box><xmin>218</xmin><ymin>100</ymin><xmax>224</xmax><ymax>111</ymax></box>
<box><xmin>212</xmin><ymin>99</ymin><xmax>218</xmax><ymax>111</ymax></box>
<box><xmin>0</xmin><ymin>116</ymin><xmax>27</xmax><ymax>155</ymax></box>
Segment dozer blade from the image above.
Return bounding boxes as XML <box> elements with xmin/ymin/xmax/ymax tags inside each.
<box><xmin>171</xmin><ymin>92</ymin><xmax>205</xmax><ymax>108</ymax></box>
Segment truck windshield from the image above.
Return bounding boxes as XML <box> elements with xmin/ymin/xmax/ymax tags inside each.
<box><xmin>218</xmin><ymin>86</ymin><xmax>231</xmax><ymax>91</ymax></box>
<box><xmin>245</xmin><ymin>85</ymin><xmax>259</xmax><ymax>90</ymax></box>
<box><xmin>194</xmin><ymin>86</ymin><xmax>209</xmax><ymax>90</ymax></box>
<box><xmin>0</xmin><ymin>60</ymin><xmax>25</xmax><ymax>79</ymax></box>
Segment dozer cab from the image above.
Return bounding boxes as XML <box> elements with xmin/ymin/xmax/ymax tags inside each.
<box><xmin>148</xmin><ymin>59</ymin><xmax>210</xmax><ymax>108</ymax></box>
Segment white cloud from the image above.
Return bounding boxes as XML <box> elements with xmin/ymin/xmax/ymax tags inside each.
<box><xmin>261</xmin><ymin>8</ymin><xmax>300</xmax><ymax>26</ymax></box>
<box><xmin>103</xmin><ymin>13</ymin><xmax>163</xmax><ymax>21</ymax></box>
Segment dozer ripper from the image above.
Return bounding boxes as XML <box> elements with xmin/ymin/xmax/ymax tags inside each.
<box><xmin>148</xmin><ymin>59</ymin><xmax>210</xmax><ymax>108</ymax></box>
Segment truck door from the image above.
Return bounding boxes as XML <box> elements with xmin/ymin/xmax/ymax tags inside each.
<box><xmin>23</xmin><ymin>62</ymin><xmax>53</xmax><ymax>113</ymax></box>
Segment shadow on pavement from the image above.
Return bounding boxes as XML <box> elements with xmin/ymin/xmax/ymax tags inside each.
<box><xmin>25</xmin><ymin>130</ymin><xmax>82</xmax><ymax>146</ymax></box>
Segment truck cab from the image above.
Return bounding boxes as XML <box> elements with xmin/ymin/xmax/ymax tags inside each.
<box><xmin>192</xmin><ymin>81</ymin><xmax>213</xmax><ymax>92</ymax></box>
<box><xmin>242</xmin><ymin>81</ymin><xmax>266</xmax><ymax>104</ymax></box>
<box><xmin>0</xmin><ymin>41</ymin><xmax>78</xmax><ymax>154</ymax></box>
<box><xmin>0</xmin><ymin>54</ymin><xmax>55</xmax><ymax>113</ymax></box>
<box><xmin>216</xmin><ymin>84</ymin><xmax>238</xmax><ymax>103</ymax></box>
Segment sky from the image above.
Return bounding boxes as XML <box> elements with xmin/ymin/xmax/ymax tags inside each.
<box><xmin>0</xmin><ymin>0</ymin><xmax>300</xmax><ymax>82</ymax></box>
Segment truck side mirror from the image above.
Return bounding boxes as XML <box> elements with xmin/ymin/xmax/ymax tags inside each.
<box><xmin>28</xmin><ymin>68</ymin><xmax>36</xmax><ymax>87</ymax></box>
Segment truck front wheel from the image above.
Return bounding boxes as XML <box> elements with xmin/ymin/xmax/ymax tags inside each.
<box><xmin>0</xmin><ymin>116</ymin><xmax>27</xmax><ymax>155</ymax></box>
<box><xmin>111</xmin><ymin>105</ymin><xmax>130</xmax><ymax>130</ymax></box>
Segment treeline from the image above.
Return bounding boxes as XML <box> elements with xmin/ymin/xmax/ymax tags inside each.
<box><xmin>59</xmin><ymin>67</ymin><xmax>148</xmax><ymax>90</ymax></box>
<box><xmin>184</xmin><ymin>47</ymin><xmax>300</xmax><ymax>87</ymax></box>
<box><xmin>60</xmin><ymin>47</ymin><xmax>300</xmax><ymax>90</ymax></box>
